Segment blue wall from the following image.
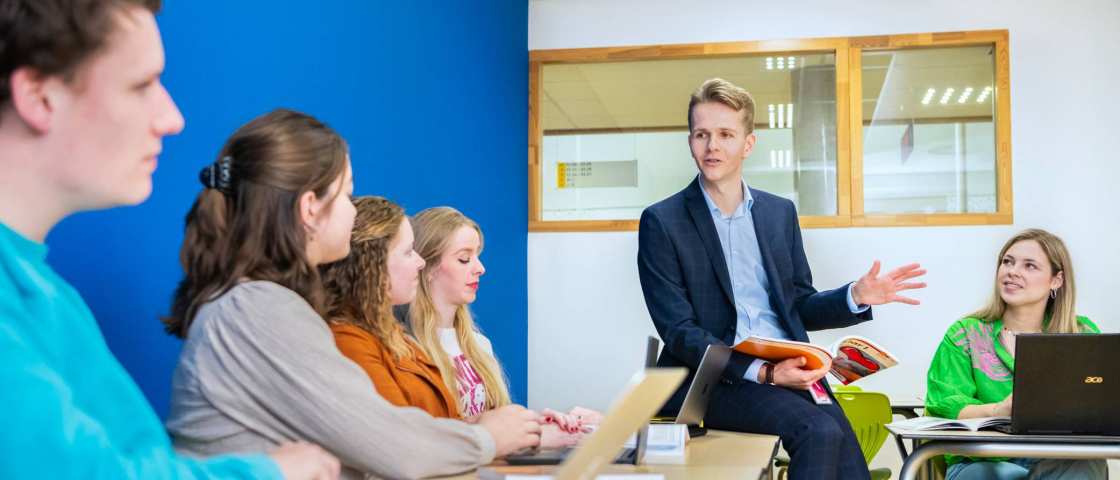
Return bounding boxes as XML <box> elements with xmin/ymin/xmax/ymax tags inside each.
<box><xmin>46</xmin><ymin>1</ymin><xmax>528</xmax><ymax>417</ymax></box>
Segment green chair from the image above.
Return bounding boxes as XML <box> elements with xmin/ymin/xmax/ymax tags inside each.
<box><xmin>773</xmin><ymin>385</ymin><xmax>893</xmax><ymax>480</ymax></box>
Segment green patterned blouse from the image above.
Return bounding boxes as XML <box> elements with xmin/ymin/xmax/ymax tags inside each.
<box><xmin>925</xmin><ymin>315</ymin><xmax>1099</xmax><ymax>465</ymax></box>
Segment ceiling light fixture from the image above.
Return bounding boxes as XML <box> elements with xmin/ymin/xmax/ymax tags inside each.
<box><xmin>940</xmin><ymin>87</ymin><xmax>955</xmax><ymax>105</ymax></box>
<box><xmin>958</xmin><ymin>87</ymin><xmax>974</xmax><ymax>104</ymax></box>
<box><xmin>921</xmin><ymin>88</ymin><xmax>936</xmax><ymax>105</ymax></box>
<box><xmin>976</xmin><ymin>86</ymin><xmax>993</xmax><ymax>103</ymax></box>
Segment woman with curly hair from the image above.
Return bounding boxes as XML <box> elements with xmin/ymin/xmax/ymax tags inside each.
<box><xmin>321</xmin><ymin>196</ymin><xmax>460</xmax><ymax>418</ymax></box>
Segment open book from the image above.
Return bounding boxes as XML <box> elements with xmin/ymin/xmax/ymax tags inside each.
<box><xmin>887</xmin><ymin>415</ymin><xmax>1011</xmax><ymax>432</ymax></box>
<box><xmin>732</xmin><ymin>335</ymin><xmax>899</xmax><ymax>384</ymax></box>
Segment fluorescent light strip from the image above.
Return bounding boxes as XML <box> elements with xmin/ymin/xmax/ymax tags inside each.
<box><xmin>768</xmin><ymin>104</ymin><xmax>776</xmax><ymax>128</ymax></box>
<box><xmin>940</xmin><ymin>87</ymin><xmax>955</xmax><ymax>105</ymax></box>
<box><xmin>958</xmin><ymin>87</ymin><xmax>974</xmax><ymax>104</ymax></box>
<box><xmin>976</xmin><ymin>86</ymin><xmax>993</xmax><ymax>103</ymax></box>
<box><xmin>786</xmin><ymin>104</ymin><xmax>793</xmax><ymax>128</ymax></box>
<box><xmin>921</xmin><ymin>88</ymin><xmax>936</xmax><ymax>105</ymax></box>
<box><xmin>766</xmin><ymin>57</ymin><xmax>774</xmax><ymax>70</ymax></box>
<box><xmin>788</xmin><ymin>56</ymin><xmax>796</xmax><ymax>69</ymax></box>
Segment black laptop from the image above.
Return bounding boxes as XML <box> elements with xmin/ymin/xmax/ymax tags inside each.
<box><xmin>1008</xmin><ymin>333</ymin><xmax>1120</xmax><ymax>435</ymax></box>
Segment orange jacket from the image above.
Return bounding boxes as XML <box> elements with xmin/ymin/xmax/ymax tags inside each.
<box><xmin>330</xmin><ymin>322</ymin><xmax>460</xmax><ymax>419</ymax></box>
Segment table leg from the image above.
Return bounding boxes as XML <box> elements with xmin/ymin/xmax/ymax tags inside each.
<box><xmin>894</xmin><ymin>434</ymin><xmax>909</xmax><ymax>460</ymax></box>
<box><xmin>899</xmin><ymin>441</ymin><xmax>1120</xmax><ymax>480</ymax></box>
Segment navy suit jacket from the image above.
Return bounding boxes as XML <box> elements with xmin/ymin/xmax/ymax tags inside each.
<box><xmin>637</xmin><ymin>178</ymin><xmax>872</xmax><ymax>413</ymax></box>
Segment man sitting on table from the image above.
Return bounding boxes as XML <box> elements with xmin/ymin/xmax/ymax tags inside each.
<box><xmin>637</xmin><ymin>78</ymin><xmax>926</xmax><ymax>480</ymax></box>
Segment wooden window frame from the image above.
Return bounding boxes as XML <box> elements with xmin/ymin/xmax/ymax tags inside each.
<box><xmin>528</xmin><ymin>30</ymin><xmax>1012</xmax><ymax>232</ymax></box>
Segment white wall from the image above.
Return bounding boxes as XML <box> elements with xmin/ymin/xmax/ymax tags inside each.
<box><xmin>527</xmin><ymin>0</ymin><xmax>1120</xmax><ymax>413</ymax></box>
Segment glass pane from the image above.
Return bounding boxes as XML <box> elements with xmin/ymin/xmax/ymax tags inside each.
<box><xmin>861</xmin><ymin>46</ymin><xmax>997</xmax><ymax>214</ymax></box>
<box><xmin>540</xmin><ymin>53</ymin><xmax>838</xmax><ymax>221</ymax></box>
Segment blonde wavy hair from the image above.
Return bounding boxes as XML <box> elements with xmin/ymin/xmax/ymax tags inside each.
<box><xmin>409</xmin><ymin>207</ymin><xmax>511</xmax><ymax>411</ymax></box>
<box><xmin>321</xmin><ymin>196</ymin><xmax>415</xmax><ymax>359</ymax></box>
<box><xmin>971</xmin><ymin>228</ymin><xmax>1083</xmax><ymax>333</ymax></box>
<box><xmin>688</xmin><ymin>77</ymin><xmax>756</xmax><ymax>135</ymax></box>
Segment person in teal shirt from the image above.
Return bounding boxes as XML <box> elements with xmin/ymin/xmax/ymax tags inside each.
<box><xmin>926</xmin><ymin>229</ymin><xmax>1107</xmax><ymax>480</ymax></box>
<box><xmin>0</xmin><ymin>0</ymin><xmax>337</xmax><ymax>478</ymax></box>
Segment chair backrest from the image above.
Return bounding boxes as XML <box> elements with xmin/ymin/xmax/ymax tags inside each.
<box><xmin>833</xmin><ymin>387</ymin><xmax>892</xmax><ymax>464</ymax></box>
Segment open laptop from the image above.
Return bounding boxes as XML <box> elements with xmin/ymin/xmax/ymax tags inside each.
<box><xmin>1006</xmin><ymin>333</ymin><xmax>1120</xmax><ymax>435</ymax></box>
<box><xmin>489</xmin><ymin>368</ymin><xmax>687</xmax><ymax>479</ymax></box>
<box><xmin>505</xmin><ymin>421</ymin><xmax>650</xmax><ymax>466</ymax></box>
<box><xmin>673</xmin><ymin>343</ymin><xmax>731</xmax><ymax>430</ymax></box>
<box><xmin>505</xmin><ymin>337</ymin><xmax>673</xmax><ymax>466</ymax></box>
<box><xmin>644</xmin><ymin>335</ymin><xmax>660</xmax><ymax>370</ymax></box>
<box><xmin>648</xmin><ymin>337</ymin><xmax>730</xmax><ymax>437</ymax></box>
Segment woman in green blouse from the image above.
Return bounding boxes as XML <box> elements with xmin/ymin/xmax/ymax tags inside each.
<box><xmin>926</xmin><ymin>228</ymin><xmax>1107</xmax><ymax>480</ymax></box>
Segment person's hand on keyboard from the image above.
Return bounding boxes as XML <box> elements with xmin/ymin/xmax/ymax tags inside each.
<box><xmin>567</xmin><ymin>406</ymin><xmax>603</xmax><ymax>425</ymax></box>
<box><xmin>478</xmin><ymin>404</ymin><xmax>542</xmax><ymax>457</ymax></box>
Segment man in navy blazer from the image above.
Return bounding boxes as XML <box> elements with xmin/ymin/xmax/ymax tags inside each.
<box><xmin>638</xmin><ymin>78</ymin><xmax>925</xmax><ymax>480</ymax></box>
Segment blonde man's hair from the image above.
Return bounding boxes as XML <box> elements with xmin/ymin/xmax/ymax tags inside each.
<box><xmin>688</xmin><ymin>78</ymin><xmax>756</xmax><ymax>134</ymax></box>
<box><xmin>971</xmin><ymin>228</ymin><xmax>1083</xmax><ymax>333</ymax></box>
<box><xmin>409</xmin><ymin>207</ymin><xmax>512</xmax><ymax>412</ymax></box>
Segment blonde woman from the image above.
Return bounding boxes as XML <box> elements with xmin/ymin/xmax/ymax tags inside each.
<box><xmin>408</xmin><ymin>207</ymin><xmax>600</xmax><ymax>448</ymax></box>
<box><xmin>925</xmin><ymin>228</ymin><xmax>1106</xmax><ymax>480</ymax></box>
<box><xmin>317</xmin><ymin>197</ymin><xmax>541</xmax><ymax>458</ymax></box>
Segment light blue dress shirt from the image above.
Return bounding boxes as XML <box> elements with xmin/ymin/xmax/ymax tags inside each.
<box><xmin>698</xmin><ymin>178</ymin><xmax>867</xmax><ymax>383</ymax></box>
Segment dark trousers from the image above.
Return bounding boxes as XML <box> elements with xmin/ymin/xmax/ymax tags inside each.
<box><xmin>705</xmin><ymin>381</ymin><xmax>870</xmax><ymax>480</ymax></box>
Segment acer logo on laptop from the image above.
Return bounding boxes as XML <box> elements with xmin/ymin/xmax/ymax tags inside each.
<box><xmin>1084</xmin><ymin>376</ymin><xmax>1104</xmax><ymax>384</ymax></box>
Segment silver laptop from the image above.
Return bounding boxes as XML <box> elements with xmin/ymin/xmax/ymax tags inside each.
<box><xmin>647</xmin><ymin>337</ymin><xmax>730</xmax><ymax>435</ymax></box>
<box><xmin>644</xmin><ymin>335</ymin><xmax>660</xmax><ymax>369</ymax></box>
<box><xmin>674</xmin><ymin>343</ymin><xmax>731</xmax><ymax>427</ymax></box>
<box><xmin>483</xmin><ymin>368</ymin><xmax>687</xmax><ymax>480</ymax></box>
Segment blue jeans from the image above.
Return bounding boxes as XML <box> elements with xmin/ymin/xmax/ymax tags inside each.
<box><xmin>946</xmin><ymin>458</ymin><xmax>1108</xmax><ymax>480</ymax></box>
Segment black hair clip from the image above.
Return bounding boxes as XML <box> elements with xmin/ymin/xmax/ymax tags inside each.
<box><xmin>199</xmin><ymin>155</ymin><xmax>234</xmax><ymax>194</ymax></box>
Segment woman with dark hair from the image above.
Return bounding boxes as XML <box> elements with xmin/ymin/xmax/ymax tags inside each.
<box><xmin>163</xmin><ymin>110</ymin><xmax>539</xmax><ymax>480</ymax></box>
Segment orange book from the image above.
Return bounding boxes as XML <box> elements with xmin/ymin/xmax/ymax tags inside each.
<box><xmin>732</xmin><ymin>335</ymin><xmax>899</xmax><ymax>385</ymax></box>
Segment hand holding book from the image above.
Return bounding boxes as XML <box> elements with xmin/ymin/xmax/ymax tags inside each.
<box><xmin>768</xmin><ymin>356</ymin><xmax>832</xmax><ymax>390</ymax></box>
<box><xmin>735</xmin><ymin>335</ymin><xmax>900</xmax><ymax>385</ymax></box>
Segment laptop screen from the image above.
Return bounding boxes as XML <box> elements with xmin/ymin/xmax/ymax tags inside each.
<box><xmin>1012</xmin><ymin>333</ymin><xmax>1120</xmax><ymax>435</ymax></box>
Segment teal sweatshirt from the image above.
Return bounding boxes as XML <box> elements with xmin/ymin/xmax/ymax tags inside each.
<box><xmin>0</xmin><ymin>221</ymin><xmax>280</xmax><ymax>479</ymax></box>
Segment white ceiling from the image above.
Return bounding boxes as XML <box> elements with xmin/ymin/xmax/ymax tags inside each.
<box><xmin>541</xmin><ymin>46</ymin><xmax>996</xmax><ymax>131</ymax></box>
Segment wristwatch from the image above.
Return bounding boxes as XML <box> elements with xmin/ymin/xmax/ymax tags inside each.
<box><xmin>763</xmin><ymin>362</ymin><xmax>776</xmax><ymax>385</ymax></box>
